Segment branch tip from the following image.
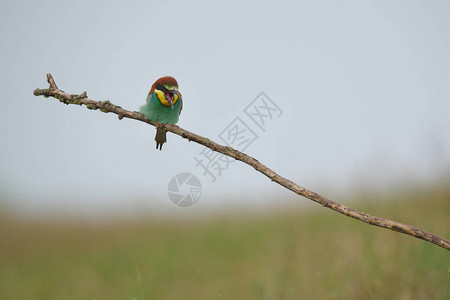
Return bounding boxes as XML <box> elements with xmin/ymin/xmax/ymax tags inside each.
<box><xmin>46</xmin><ymin>73</ymin><xmax>58</xmax><ymax>90</ymax></box>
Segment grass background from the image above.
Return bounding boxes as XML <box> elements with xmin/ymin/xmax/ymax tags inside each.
<box><xmin>1</xmin><ymin>184</ymin><xmax>449</xmax><ymax>299</ymax></box>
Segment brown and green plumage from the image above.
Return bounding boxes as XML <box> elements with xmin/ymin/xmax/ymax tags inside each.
<box><xmin>140</xmin><ymin>76</ymin><xmax>183</xmax><ymax>150</ymax></box>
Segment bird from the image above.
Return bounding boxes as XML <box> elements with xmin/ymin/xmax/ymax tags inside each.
<box><xmin>140</xmin><ymin>76</ymin><xmax>183</xmax><ymax>150</ymax></box>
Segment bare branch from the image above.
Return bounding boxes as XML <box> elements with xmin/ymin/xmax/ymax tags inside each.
<box><xmin>33</xmin><ymin>73</ymin><xmax>450</xmax><ymax>251</ymax></box>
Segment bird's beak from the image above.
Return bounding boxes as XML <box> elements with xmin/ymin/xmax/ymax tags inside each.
<box><xmin>165</xmin><ymin>92</ymin><xmax>174</xmax><ymax>115</ymax></box>
<box><xmin>168</xmin><ymin>91</ymin><xmax>180</xmax><ymax>114</ymax></box>
<box><xmin>163</xmin><ymin>90</ymin><xmax>175</xmax><ymax>113</ymax></box>
<box><xmin>169</xmin><ymin>98</ymin><xmax>174</xmax><ymax>112</ymax></box>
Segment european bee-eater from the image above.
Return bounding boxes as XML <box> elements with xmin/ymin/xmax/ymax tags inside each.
<box><xmin>140</xmin><ymin>76</ymin><xmax>183</xmax><ymax>150</ymax></box>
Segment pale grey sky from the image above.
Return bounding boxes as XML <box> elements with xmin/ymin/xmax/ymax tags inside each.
<box><xmin>1</xmin><ymin>0</ymin><xmax>449</xmax><ymax>217</ymax></box>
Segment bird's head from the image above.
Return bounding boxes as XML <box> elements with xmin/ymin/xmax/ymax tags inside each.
<box><xmin>149</xmin><ymin>76</ymin><xmax>181</xmax><ymax>112</ymax></box>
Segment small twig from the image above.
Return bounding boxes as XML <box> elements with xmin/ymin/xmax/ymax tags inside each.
<box><xmin>34</xmin><ymin>73</ymin><xmax>450</xmax><ymax>251</ymax></box>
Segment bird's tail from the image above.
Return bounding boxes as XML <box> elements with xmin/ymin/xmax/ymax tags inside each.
<box><xmin>155</xmin><ymin>128</ymin><xmax>167</xmax><ymax>150</ymax></box>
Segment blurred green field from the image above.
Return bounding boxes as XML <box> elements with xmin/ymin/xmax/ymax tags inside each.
<box><xmin>1</xmin><ymin>185</ymin><xmax>449</xmax><ymax>300</ymax></box>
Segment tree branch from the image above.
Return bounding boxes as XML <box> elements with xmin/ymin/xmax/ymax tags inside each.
<box><xmin>34</xmin><ymin>73</ymin><xmax>450</xmax><ymax>251</ymax></box>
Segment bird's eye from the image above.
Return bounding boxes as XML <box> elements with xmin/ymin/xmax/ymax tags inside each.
<box><xmin>155</xmin><ymin>83</ymin><xmax>166</xmax><ymax>92</ymax></box>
